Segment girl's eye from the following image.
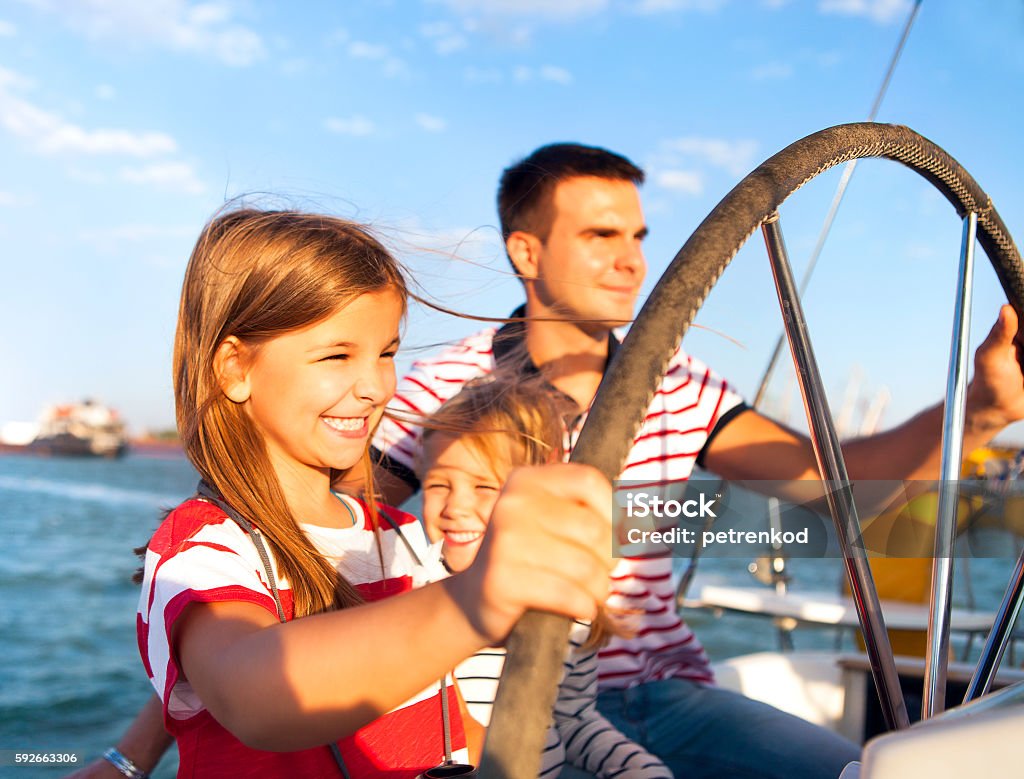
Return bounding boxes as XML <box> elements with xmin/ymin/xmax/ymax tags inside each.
<box><xmin>424</xmin><ymin>482</ymin><xmax>449</xmax><ymax>492</ymax></box>
<box><xmin>476</xmin><ymin>484</ymin><xmax>500</xmax><ymax>492</ymax></box>
<box><xmin>322</xmin><ymin>353</ymin><xmax>349</xmax><ymax>361</ymax></box>
<box><xmin>380</xmin><ymin>350</ymin><xmax>397</xmax><ymax>359</ymax></box>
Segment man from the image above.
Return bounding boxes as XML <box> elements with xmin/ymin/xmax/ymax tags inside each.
<box><xmin>372</xmin><ymin>143</ymin><xmax>1024</xmax><ymax>777</ymax></box>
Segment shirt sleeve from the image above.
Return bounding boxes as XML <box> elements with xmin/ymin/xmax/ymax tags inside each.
<box><xmin>136</xmin><ymin>502</ymin><xmax>285</xmax><ymax>724</ymax></box>
<box><xmin>554</xmin><ymin>623</ymin><xmax>673</xmax><ymax>778</ymax></box>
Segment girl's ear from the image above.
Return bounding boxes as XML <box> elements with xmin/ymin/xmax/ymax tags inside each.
<box><xmin>505</xmin><ymin>231</ymin><xmax>542</xmax><ymax>281</ymax></box>
<box><xmin>213</xmin><ymin>336</ymin><xmax>252</xmax><ymax>403</ymax></box>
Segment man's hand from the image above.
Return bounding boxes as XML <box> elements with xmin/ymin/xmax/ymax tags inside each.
<box><xmin>965</xmin><ymin>304</ymin><xmax>1024</xmax><ymax>439</ymax></box>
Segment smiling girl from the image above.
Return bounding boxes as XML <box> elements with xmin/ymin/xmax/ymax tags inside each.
<box><xmin>418</xmin><ymin>377</ymin><xmax>670</xmax><ymax>778</ymax></box>
<box><xmin>136</xmin><ymin>208</ymin><xmax>615</xmax><ymax>777</ymax></box>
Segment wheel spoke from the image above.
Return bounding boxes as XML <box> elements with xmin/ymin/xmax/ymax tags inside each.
<box><xmin>763</xmin><ymin>212</ymin><xmax>912</xmax><ymax>731</ymax></box>
<box><xmin>924</xmin><ymin>212</ymin><xmax>979</xmax><ymax>716</ymax></box>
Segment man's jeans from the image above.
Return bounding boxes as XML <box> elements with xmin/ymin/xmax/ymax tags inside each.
<box><xmin>589</xmin><ymin>678</ymin><xmax>860</xmax><ymax>778</ymax></box>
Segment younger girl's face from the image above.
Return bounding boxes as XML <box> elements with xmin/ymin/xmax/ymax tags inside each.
<box><xmin>239</xmin><ymin>289</ymin><xmax>402</xmax><ymax>487</ymax></box>
<box><xmin>420</xmin><ymin>434</ymin><xmax>509</xmax><ymax>573</ymax></box>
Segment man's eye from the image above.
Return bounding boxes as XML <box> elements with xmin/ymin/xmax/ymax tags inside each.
<box><xmin>476</xmin><ymin>484</ymin><xmax>500</xmax><ymax>492</ymax></box>
<box><xmin>424</xmin><ymin>483</ymin><xmax>449</xmax><ymax>492</ymax></box>
<box><xmin>323</xmin><ymin>354</ymin><xmax>350</xmax><ymax>361</ymax></box>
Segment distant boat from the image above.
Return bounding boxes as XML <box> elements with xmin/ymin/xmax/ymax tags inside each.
<box><xmin>30</xmin><ymin>400</ymin><xmax>128</xmax><ymax>458</ymax></box>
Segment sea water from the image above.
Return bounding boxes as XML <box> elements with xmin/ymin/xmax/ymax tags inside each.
<box><xmin>0</xmin><ymin>453</ymin><xmax>195</xmax><ymax>778</ymax></box>
<box><xmin>1</xmin><ymin>453</ymin><xmax>1020</xmax><ymax>777</ymax></box>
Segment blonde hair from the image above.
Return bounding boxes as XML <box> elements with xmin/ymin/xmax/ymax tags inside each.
<box><xmin>420</xmin><ymin>374</ymin><xmax>569</xmax><ymax>475</ymax></box>
<box><xmin>173</xmin><ymin>207</ymin><xmax>407</xmax><ymax>617</ymax></box>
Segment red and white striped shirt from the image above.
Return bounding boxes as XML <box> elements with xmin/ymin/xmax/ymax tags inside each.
<box><xmin>137</xmin><ymin>494</ymin><xmax>469</xmax><ymax>777</ymax></box>
<box><xmin>373</xmin><ymin>316</ymin><xmax>744</xmax><ymax>690</ymax></box>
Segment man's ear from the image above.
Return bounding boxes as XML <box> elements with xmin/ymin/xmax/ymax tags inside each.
<box><xmin>213</xmin><ymin>336</ymin><xmax>252</xmax><ymax>403</ymax></box>
<box><xmin>506</xmin><ymin>231</ymin><xmax>542</xmax><ymax>281</ymax></box>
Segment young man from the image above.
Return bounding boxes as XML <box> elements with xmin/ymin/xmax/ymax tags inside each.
<box><xmin>371</xmin><ymin>143</ymin><xmax>1024</xmax><ymax>778</ymax></box>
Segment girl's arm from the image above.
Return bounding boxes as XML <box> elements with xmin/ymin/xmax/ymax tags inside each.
<box><xmin>176</xmin><ymin>463</ymin><xmax>614</xmax><ymax>752</ymax></box>
<box><xmin>554</xmin><ymin>637</ymin><xmax>672</xmax><ymax>778</ymax></box>
<box><xmin>63</xmin><ymin>694</ymin><xmax>171</xmax><ymax>779</ymax></box>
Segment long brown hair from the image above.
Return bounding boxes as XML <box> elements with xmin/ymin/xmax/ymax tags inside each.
<box><xmin>173</xmin><ymin>207</ymin><xmax>407</xmax><ymax>617</ymax></box>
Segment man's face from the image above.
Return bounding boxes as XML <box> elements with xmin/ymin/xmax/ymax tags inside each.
<box><xmin>529</xmin><ymin>176</ymin><xmax>647</xmax><ymax>330</ymax></box>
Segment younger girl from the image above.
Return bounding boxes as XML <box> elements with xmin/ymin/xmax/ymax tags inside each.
<box><xmin>136</xmin><ymin>208</ymin><xmax>614</xmax><ymax>777</ymax></box>
<box><xmin>418</xmin><ymin>377</ymin><xmax>670</xmax><ymax>778</ymax></box>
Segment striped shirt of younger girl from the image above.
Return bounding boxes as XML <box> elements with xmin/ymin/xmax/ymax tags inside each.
<box><xmin>417</xmin><ymin>376</ymin><xmax>671</xmax><ymax>778</ymax></box>
<box><xmin>136</xmin><ymin>208</ymin><xmax>616</xmax><ymax>778</ymax></box>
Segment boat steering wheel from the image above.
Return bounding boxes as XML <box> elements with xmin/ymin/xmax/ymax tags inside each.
<box><xmin>478</xmin><ymin>122</ymin><xmax>1024</xmax><ymax>777</ymax></box>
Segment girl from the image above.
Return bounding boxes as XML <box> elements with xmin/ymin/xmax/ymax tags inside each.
<box><xmin>418</xmin><ymin>377</ymin><xmax>671</xmax><ymax>778</ymax></box>
<box><xmin>136</xmin><ymin>208</ymin><xmax>614</xmax><ymax>777</ymax></box>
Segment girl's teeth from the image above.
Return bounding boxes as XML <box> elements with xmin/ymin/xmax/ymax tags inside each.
<box><xmin>324</xmin><ymin>417</ymin><xmax>364</xmax><ymax>431</ymax></box>
<box><xmin>446</xmin><ymin>531</ymin><xmax>483</xmax><ymax>544</ymax></box>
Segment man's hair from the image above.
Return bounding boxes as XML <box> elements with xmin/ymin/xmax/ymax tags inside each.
<box><xmin>497</xmin><ymin>142</ymin><xmax>645</xmax><ymax>244</ymax></box>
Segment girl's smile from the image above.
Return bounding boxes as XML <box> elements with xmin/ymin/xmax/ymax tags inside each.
<box><xmin>420</xmin><ymin>433</ymin><xmax>509</xmax><ymax>573</ymax></box>
<box><xmin>322</xmin><ymin>415</ymin><xmax>371</xmax><ymax>436</ymax></box>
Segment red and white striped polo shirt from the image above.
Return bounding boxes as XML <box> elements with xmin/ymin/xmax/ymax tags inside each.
<box><xmin>372</xmin><ymin>316</ymin><xmax>745</xmax><ymax>690</ymax></box>
<box><xmin>137</xmin><ymin>495</ymin><xmax>469</xmax><ymax>777</ymax></box>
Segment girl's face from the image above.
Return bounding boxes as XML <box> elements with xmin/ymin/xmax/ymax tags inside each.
<box><xmin>420</xmin><ymin>433</ymin><xmax>510</xmax><ymax>573</ymax></box>
<box><xmin>240</xmin><ymin>289</ymin><xmax>402</xmax><ymax>490</ymax></box>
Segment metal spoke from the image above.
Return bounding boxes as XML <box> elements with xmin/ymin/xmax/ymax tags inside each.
<box><xmin>923</xmin><ymin>212</ymin><xmax>978</xmax><ymax>717</ymax></box>
<box><xmin>762</xmin><ymin>212</ymin><xmax>911</xmax><ymax>731</ymax></box>
<box><xmin>964</xmin><ymin>547</ymin><xmax>1024</xmax><ymax>702</ymax></box>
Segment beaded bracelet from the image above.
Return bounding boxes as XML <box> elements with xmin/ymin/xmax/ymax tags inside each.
<box><xmin>102</xmin><ymin>748</ymin><xmax>149</xmax><ymax>779</ymax></box>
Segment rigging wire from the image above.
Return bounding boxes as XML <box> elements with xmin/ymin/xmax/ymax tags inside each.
<box><xmin>751</xmin><ymin>0</ymin><xmax>924</xmax><ymax>410</ymax></box>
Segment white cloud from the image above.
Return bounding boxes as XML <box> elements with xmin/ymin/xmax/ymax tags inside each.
<box><xmin>660</xmin><ymin>137</ymin><xmax>759</xmax><ymax>176</ymax></box>
<box><xmin>0</xmin><ymin>66</ymin><xmax>34</xmax><ymax>90</ymax></box>
<box><xmin>0</xmin><ymin>70</ymin><xmax>178</xmax><ymax>157</ymax></box>
<box><xmin>120</xmin><ymin>162</ymin><xmax>205</xmax><ymax>194</ymax></box>
<box><xmin>0</xmin><ymin>19</ymin><xmax>16</xmax><ymax>37</ymax></box>
<box><xmin>437</xmin><ymin>0</ymin><xmax>608</xmax><ymax>20</ymax></box>
<box><xmin>654</xmin><ymin>169</ymin><xmax>704</xmax><ymax>195</ymax></box>
<box><xmin>25</xmin><ymin>0</ymin><xmax>265</xmax><ymax>66</ymax></box>
<box><xmin>324</xmin><ymin>115</ymin><xmax>376</xmax><ymax>137</ymax></box>
<box><xmin>539</xmin><ymin>65</ymin><xmax>573</xmax><ymax>85</ymax></box>
<box><xmin>95</xmin><ymin>84</ymin><xmax>116</xmax><ymax>100</ymax></box>
<box><xmin>420</xmin><ymin>21</ymin><xmax>468</xmax><ymax>54</ymax></box>
<box><xmin>415</xmin><ymin>113</ymin><xmax>447</xmax><ymax>132</ymax></box>
<box><xmin>346</xmin><ymin>40</ymin><xmax>408</xmax><ymax>77</ymax></box>
<box><xmin>651</xmin><ymin>136</ymin><xmax>760</xmax><ymax>195</ymax></box>
<box><xmin>349</xmin><ymin>40</ymin><xmax>391</xmax><ymax>59</ymax></box>
<box><xmin>0</xmin><ymin>190</ymin><xmax>23</xmax><ymax>206</ymax></box>
<box><xmin>510</xmin><ymin>65</ymin><xmax>574</xmax><ymax>85</ymax></box>
<box><xmin>818</xmin><ymin>0</ymin><xmax>912</xmax><ymax>24</ymax></box>
<box><xmin>631</xmin><ymin>0</ymin><xmax>727</xmax><ymax>12</ymax></box>
<box><xmin>40</xmin><ymin>126</ymin><xmax>177</xmax><ymax>156</ymax></box>
<box><xmin>751</xmin><ymin>61</ymin><xmax>794</xmax><ymax>80</ymax></box>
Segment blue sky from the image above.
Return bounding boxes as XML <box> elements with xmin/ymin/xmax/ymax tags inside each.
<box><xmin>2</xmin><ymin>0</ymin><xmax>1023</xmax><ymax>443</ymax></box>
